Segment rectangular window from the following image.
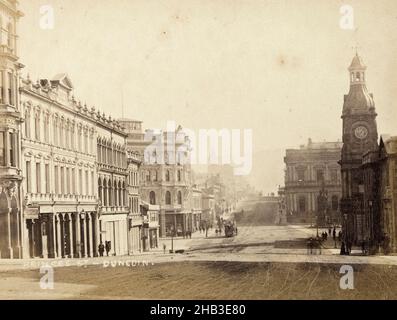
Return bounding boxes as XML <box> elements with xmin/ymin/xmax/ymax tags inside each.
<box><xmin>53</xmin><ymin>120</ymin><xmax>58</xmax><ymax>145</ymax></box>
<box><xmin>331</xmin><ymin>169</ymin><xmax>338</xmax><ymax>182</ymax></box>
<box><xmin>8</xmin><ymin>72</ymin><xmax>12</xmax><ymax>106</ymax></box>
<box><xmin>60</xmin><ymin>167</ymin><xmax>65</xmax><ymax>194</ymax></box>
<box><xmin>35</xmin><ymin>116</ymin><xmax>40</xmax><ymax>141</ymax></box>
<box><xmin>36</xmin><ymin>163</ymin><xmax>41</xmax><ymax>194</ymax></box>
<box><xmin>26</xmin><ymin>161</ymin><xmax>31</xmax><ymax>193</ymax></box>
<box><xmin>85</xmin><ymin>170</ymin><xmax>89</xmax><ymax>196</ymax></box>
<box><xmin>0</xmin><ymin>132</ymin><xmax>4</xmax><ymax>166</ymax></box>
<box><xmin>25</xmin><ymin>112</ymin><xmax>30</xmax><ymax>139</ymax></box>
<box><xmin>79</xmin><ymin>169</ymin><xmax>83</xmax><ymax>195</ymax></box>
<box><xmin>316</xmin><ymin>169</ymin><xmax>324</xmax><ymax>182</ymax></box>
<box><xmin>72</xmin><ymin>168</ymin><xmax>76</xmax><ymax>194</ymax></box>
<box><xmin>44</xmin><ymin>116</ymin><xmax>49</xmax><ymax>143</ymax></box>
<box><xmin>45</xmin><ymin>164</ymin><xmax>50</xmax><ymax>194</ymax></box>
<box><xmin>71</xmin><ymin>128</ymin><xmax>75</xmax><ymax>150</ymax></box>
<box><xmin>54</xmin><ymin>165</ymin><xmax>59</xmax><ymax>194</ymax></box>
<box><xmin>66</xmin><ymin>168</ymin><xmax>70</xmax><ymax>194</ymax></box>
<box><xmin>9</xmin><ymin>132</ymin><xmax>15</xmax><ymax>167</ymax></box>
<box><xmin>91</xmin><ymin>171</ymin><xmax>94</xmax><ymax>196</ymax></box>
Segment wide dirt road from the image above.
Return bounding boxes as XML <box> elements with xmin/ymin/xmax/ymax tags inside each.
<box><xmin>0</xmin><ymin>225</ymin><xmax>397</xmax><ymax>299</ymax></box>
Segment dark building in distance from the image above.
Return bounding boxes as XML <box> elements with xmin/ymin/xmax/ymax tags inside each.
<box><xmin>284</xmin><ymin>139</ymin><xmax>342</xmax><ymax>225</ymax></box>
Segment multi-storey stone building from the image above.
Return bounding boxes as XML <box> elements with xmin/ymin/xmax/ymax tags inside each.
<box><xmin>284</xmin><ymin>139</ymin><xmax>342</xmax><ymax>225</ymax></box>
<box><xmin>126</xmin><ymin>149</ymin><xmax>143</xmax><ymax>253</ymax></box>
<box><xmin>120</xmin><ymin>119</ymin><xmax>193</xmax><ymax>238</ymax></box>
<box><xmin>0</xmin><ymin>1</ymin><xmax>135</xmax><ymax>258</ymax></box>
<box><xmin>0</xmin><ymin>0</ymin><xmax>24</xmax><ymax>259</ymax></box>
<box><xmin>118</xmin><ymin>118</ymin><xmax>159</xmax><ymax>246</ymax></box>
<box><xmin>362</xmin><ymin>135</ymin><xmax>397</xmax><ymax>253</ymax></box>
<box><xmin>18</xmin><ymin>74</ymin><xmax>129</xmax><ymax>258</ymax></box>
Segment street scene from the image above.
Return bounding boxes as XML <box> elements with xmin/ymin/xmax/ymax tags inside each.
<box><xmin>0</xmin><ymin>0</ymin><xmax>397</xmax><ymax>301</ymax></box>
<box><xmin>0</xmin><ymin>224</ymin><xmax>397</xmax><ymax>299</ymax></box>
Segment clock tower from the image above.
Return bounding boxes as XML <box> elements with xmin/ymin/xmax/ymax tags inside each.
<box><xmin>340</xmin><ymin>53</ymin><xmax>378</xmax><ymax>246</ymax></box>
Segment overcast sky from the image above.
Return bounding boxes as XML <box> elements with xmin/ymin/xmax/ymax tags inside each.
<box><xmin>18</xmin><ymin>0</ymin><xmax>397</xmax><ymax>193</ymax></box>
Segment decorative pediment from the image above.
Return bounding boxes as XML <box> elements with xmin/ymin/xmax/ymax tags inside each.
<box><xmin>51</xmin><ymin>73</ymin><xmax>73</xmax><ymax>91</ymax></box>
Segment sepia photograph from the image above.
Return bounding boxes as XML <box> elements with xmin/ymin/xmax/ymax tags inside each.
<box><xmin>0</xmin><ymin>0</ymin><xmax>396</xmax><ymax>311</ymax></box>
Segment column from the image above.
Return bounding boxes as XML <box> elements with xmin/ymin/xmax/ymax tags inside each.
<box><xmin>75</xmin><ymin>212</ymin><xmax>81</xmax><ymax>258</ymax></box>
<box><xmin>6</xmin><ymin>207</ymin><xmax>13</xmax><ymax>259</ymax></box>
<box><xmin>3</xmin><ymin>71</ymin><xmax>9</xmax><ymax>105</ymax></box>
<box><xmin>68</xmin><ymin>213</ymin><xmax>74</xmax><ymax>258</ymax></box>
<box><xmin>88</xmin><ymin>213</ymin><xmax>93</xmax><ymax>257</ymax></box>
<box><xmin>94</xmin><ymin>213</ymin><xmax>100</xmax><ymax>257</ymax></box>
<box><xmin>52</xmin><ymin>213</ymin><xmax>57</xmax><ymax>258</ymax></box>
<box><xmin>30</xmin><ymin>220</ymin><xmax>35</xmax><ymax>258</ymax></box>
<box><xmin>82</xmin><ymin>215</ymin><xmax>88</xmax><ymax>257</ymax></box>
<box><xmin>56</xmin><ymin>214</ymin><xmax>62</xmax><ymax>258</ymax></box>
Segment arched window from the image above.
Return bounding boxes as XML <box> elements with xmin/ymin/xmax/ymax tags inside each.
<box><xmin>165</xmin><ymin>191</ymin><xmax>172</xmax><ymax>205</ymax></box>
<box><xmin>122</xmin><ymin>182</ymin><xmax>126</xmax><ymax>206</ymax></box>
<box><xmin>355</xmin><ymin>72</ymin><xmax>360</xmax><ymax>81</ymax></box>
<box><xmin>177</xmin><ymin>191</ymin><xmax>182</xmax><ymax>205</ymax></box>
<box><xmin>7</xmin><ymin>23</ymin><xmax>13</xmax><ymax>49</ymax></box>
<box><xmin>103</xmin><ymin>178</ymin><xmax>108</xmax><ymax>206</ymax></box>
<box><xmin>331</xmin><ymin>195</ymin><xmax>339</xmax><ymax>211</ymax></box>
<box><xmin>298</xmin><ymin>196</ymin><xmax>306</xmax><ymax>213</ymax></box>
<box><xmin>165</xmin><ymin>170</ymin><xmax>170</xmax><ymax>182</ymax></box>
<box><xmin>25</xmin><ymin>108</ymin><xmax>31</xmax><ymax>139</ymax></box>
<box><xmin>114</xmin><ymin>180</ymin><xmax>118</xmax><ymax>207</ymax></box>
<box><xmin>149</xmin><ymin>191</ymin><xmax>156</xmax><ymax>205</ymax></box>
<box><xmin>118</xmin><ymin>181</ymin><xmax>122</xmax><ymax>207</ymax></box>
<box><xmin>98</xmin><ymin>178</ymin><xmax>102</xmax><ymax>204</ymax></box>
<box><xmin>108</xmin><ymin>179</ymin><xmax>112</xmax><ymax>206</ymax></box>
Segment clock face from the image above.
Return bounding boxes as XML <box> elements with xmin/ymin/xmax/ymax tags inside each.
<box><xmin>354</xmin><ymin>126</ymin><xmax>368</xmax><ymax>139</ymax></box>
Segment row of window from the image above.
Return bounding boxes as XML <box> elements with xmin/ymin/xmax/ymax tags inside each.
<box><xmin>128</xmin><ymin>170</ymin><xmax>139</xmax><ymax>187</ymax></box>
<box><xmin>25</xmin><ymin>161</ymin><xmax>95</xmax><ymax>196</ymax></box>
<box><xmin>149</xmin><ymin>190</ymin><xmax>183</xmax><ymax>206</ymax></box>
<box><xmin>143</xmin><ymin>169</ymin><xmax>184</xmax><ymax>183</ymax></box>
<box><xmin>98</xmin><ymin>178</ymin><xmax>127</xmax><ymax>207</ymax></box>
<box><xmin>297</xmin><ymin>195</ymin><xmax>340</xmax><ymax>213</ymax></box>
<box><xmin>24</xmin><ymin>109</ymin><xmax>95</xmax><ymax>154</ymax></box>
<box><xmin>293</xmin><ymin>168</ymin><xmax>339</xmax><ymax>183</ymax></box>
<box><xmin>0</xmin><ymin>20</ymin><xmax>14</xmax><ymax>49</ymax></box>
<box><xmin>129</xmin><ymin>196</ymin><xmax>139</xmax><ymax>214</ymax></box>
<box><xmin>97</xmin><ymin>138</ymin><xmax>127</xmax><ymax>168</ymax></box>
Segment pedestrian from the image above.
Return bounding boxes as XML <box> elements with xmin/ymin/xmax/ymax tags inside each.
<box><xmin>163</xmin><ymin>243</ymin><xmax>166</xmax><ymax>254</ymax></box>
<box><xmin>105</xmin><ymin>241</ymin><xmax>111</xmax><ymax>256</ymax></box>
<box><xmin>340</xmin><ymin>242</ymin><xmax>346</xmax><ymax>255</ymax></box>
<box><xmin>98</xmin><ymin>242</ymin><xmax>105</xmax><ymax>257</ymax></box>
<box><xmin>328</xmin><ymin>227</ymin><xmax>332</xmax><ymax>236</ymax></box>
<box><xmin>332</xmin><ymin>228</ymin><xmax>336</xmax><ymax>241</ymax></box>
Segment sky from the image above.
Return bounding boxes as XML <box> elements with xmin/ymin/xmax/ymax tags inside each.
<box><xmin>17</xmin><ymin>0</ymin><xmax>397</xmax><ymax>193</ymax></box>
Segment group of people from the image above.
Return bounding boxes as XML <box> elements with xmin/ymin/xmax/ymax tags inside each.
<box><xmin>98</xmin><ymin>241</ymin><xmax>112</xmax><ymax>257</ymax></box>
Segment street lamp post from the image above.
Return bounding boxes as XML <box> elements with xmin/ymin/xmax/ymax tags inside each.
<box><xmin>170</xmin><ymin>225</ymin><xmax>174</xmax><ymax>253</ymax></box>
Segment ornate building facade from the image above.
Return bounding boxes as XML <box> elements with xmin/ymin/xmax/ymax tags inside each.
<box><xmin>120</xmin><ymin>119</ymin><xmax>193</xmax><ymax>238</ymax></box>
<box><xmin>118</xmin><ymin>118</ymin><xmax>159</xmax><ymax>246</ymax></box>
<box><xmin>0</xmin><ymin>0</ymin><xmax>24</xmax><ymax>259</ymax></box>
<box><xmin>362</xmin><ymin>135</ymin><xmax>397</xmax><ymax>253</ymax></box>
<box><xmin>284</xmin><ymin>139</ymin><xmax>342</xmax><ymax>225</ymax></box>
<box><xmin>0</xmin><ymin>0</ymin><xmax>134</xmax><ymax>258</ymax></box>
